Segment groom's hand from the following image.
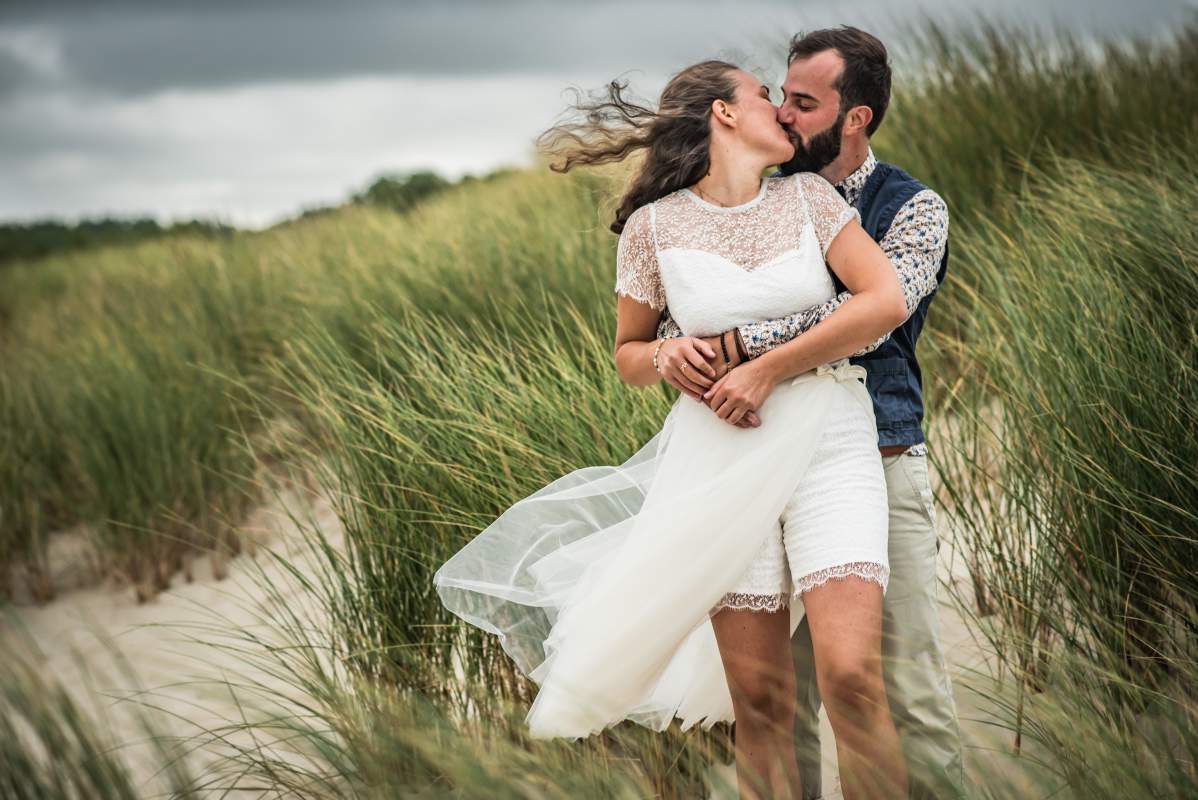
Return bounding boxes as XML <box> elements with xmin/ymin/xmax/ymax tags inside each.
<box><xmin>696</xmin><ymin>332</ymin><xmax>760</xmax><ymax>428</ymax></box>
<box><xmin>703</xmin><ymin>359</ymin><xmax>774</xmax><ymax>427</ymax></box>
<box><xmin>697</xmin><ymin>333</ymin><xmax>746</xmax><ymax>370</ymax></box>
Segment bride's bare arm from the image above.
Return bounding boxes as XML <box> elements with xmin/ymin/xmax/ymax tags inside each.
<box><xmin>614</xmin><ymin>295</ymin><xmax>719</xmax><ymax>389</ymax></box>
<box><xmin>616</xmin><ymin>296</ymin><xmax>763</xmax><ymax>427</ymax></box>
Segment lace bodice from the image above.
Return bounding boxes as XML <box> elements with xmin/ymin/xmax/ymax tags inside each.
<box><xmin>614</xmin><ymin>173</ymin><xmax>860</xmax><ymax>337</ymax></box>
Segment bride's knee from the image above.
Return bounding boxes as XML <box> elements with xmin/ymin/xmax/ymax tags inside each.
<box><xmin>819</xmin><ymin>660</ymin><xmax>886</xmax><ymax>719</ymax></box>
<box><xmin>731</xmin><ymin>681</ymin><xmax>794</xmax><ymax>727</ymax></box>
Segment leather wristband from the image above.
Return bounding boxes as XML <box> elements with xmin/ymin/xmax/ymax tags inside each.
<box><xmin>733</xmin><ymin>329</ymin><xmax>749</xmax><ymax>362</ymax></box>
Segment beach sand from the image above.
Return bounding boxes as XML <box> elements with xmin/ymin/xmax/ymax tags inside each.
<box><xmin>2</xmin><ymin>477</ymin><xmax>346</xmax><ymax>796</ymax></box>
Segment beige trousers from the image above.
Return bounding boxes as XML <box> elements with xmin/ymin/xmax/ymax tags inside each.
<box><xmin>791</xmin><ymin>450</ymin><xmax>965</xmax><ymax>799</ymax></box>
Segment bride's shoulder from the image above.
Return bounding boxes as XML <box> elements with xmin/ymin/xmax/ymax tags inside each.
<box><xmin>789</xmin><ymin>171</ymin><xmax>835</xmax><ymax>190</ymax></box>
<box><xmin>620</xmin><ymin>203</ymin><xmax>653</xmax><ymax>238</ymax></box>
<box><xmin>765</xmin><ymin>173</ymin><xmax>820</xmax><ymax>206</ymax></box>
<box><xmin>762</xmin><ymin>174</ymin><xmax>789</xmax><ymax>193</ymax></box>
<box><xmin>789</xmin><ymin>172</ymin><xmax>847</xmax><ymax>209</ymax></box>
<box><xmin>767</xmin><ymin>172</ymin><xmax>829</xmax><ymax>195</ymax></box>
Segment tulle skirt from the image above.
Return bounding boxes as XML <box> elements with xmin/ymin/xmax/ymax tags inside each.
<box><xmin>433</xmin><ymin>359</ymin><xmax>875</xmax><ymax>739</ymax></box>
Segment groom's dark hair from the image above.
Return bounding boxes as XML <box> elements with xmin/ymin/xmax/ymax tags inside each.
<box><xmin>788</xmin><ymin>26</ymin><xmax>891</xmax><ymax>137</ymax></box>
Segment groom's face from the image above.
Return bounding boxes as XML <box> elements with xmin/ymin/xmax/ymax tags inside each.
<box><xmin>776</xmin><ymin>51</ymin><xmax>846</xmax><ymax>176</ymax></box>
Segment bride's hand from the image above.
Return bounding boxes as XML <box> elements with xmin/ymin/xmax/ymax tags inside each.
<box><xmin>659</xmin><ymin>336</ymin><xmax>761</xmax><ymax>428</ymax></box>
<box><xmin>702</xmin><ymin>360</ymin><xmax>774</xmax><ymax>427</ymax></box>
<box><xmin>658</xmin><ymin>337</ymin><xmax>721</xmax><ymax>399</ymax></box>
<box><xmin>694</xmin><ymin>334</ymin><xmax>761</xmax><ymax>428</ymax></box>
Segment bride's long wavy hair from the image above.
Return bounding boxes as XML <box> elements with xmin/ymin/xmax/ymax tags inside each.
<box><xmin>537</xmin><ymin>60</ymin><xmax>741</xmax><ymax>234</ymax></box>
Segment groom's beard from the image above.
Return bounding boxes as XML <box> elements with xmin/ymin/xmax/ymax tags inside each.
<box><xmin>778</xmin><ymin>112</ymin><xmax>845</xmax><ymax>176</ymax></box>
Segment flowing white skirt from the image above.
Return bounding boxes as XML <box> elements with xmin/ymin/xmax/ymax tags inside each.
<box><xmin>433</xmin><ymin>359</ymin><xmax>875</xmax><ymax>739</ymax></box>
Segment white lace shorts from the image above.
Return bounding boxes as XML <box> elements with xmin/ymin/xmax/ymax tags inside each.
<box><xmin>709</xmin><ymin>391</ymin><xmax>891</xmax><ymax>615</ymax></box>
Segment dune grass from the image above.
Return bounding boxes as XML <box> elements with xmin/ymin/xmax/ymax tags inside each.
<box><xmin>3</xmin><ymin>19</ymin><xmax>1197</xmax><ymax>602</ymax></box>
<box><xmin>927</xmin><ymin>148</ymin><xmax>1197</xmax><ymax>790</ymax></box>
<box><xmin>880</xmin><ymin>18</ymin><xmax>1198</xmax><ymax>224</ymax></box>
<box><xmin>1</xmin><ymin>15</ymin><xmax>1196</xmax><ymax>798</ymax></box>
<box><xmin>0</xmin><ymin>168</ymin><xmax>618</xmax><ymax>601</ymax></box>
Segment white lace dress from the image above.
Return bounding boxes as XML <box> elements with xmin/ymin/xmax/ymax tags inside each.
<box><xmin>434</xmin><ymin>172</ymin><xmax>890</xmax><ymax>741</ymax></box>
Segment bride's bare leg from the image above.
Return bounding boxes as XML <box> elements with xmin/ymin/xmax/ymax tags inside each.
<box><xmin>711</xmin><ymin>605</ymin><xmax>802</xmax><ymax>800</ymax></box>
<box><xmin>801</xmin><ymin>575</ymin><xmax>907</xmax><ymax>799</ymax></box>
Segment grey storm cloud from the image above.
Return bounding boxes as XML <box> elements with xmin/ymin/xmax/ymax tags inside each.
<box><xmin>0</xmin><ymin>1</ymin><xmax>805</xmax><ymax>99</ymax></box>
<box><xmin>4</xmin><ymin>0</ymin><xmax>1190</xmax><ymax>100</ymax></box>
<box><xmin>0</xmin><ymin>0</ymin><xmax>1192</xmax><ymax>227</ymax></box>
<box><xmin>0</xmin><ymin>46</ymin><xmax>35</xmax><ymax>96</ymax></box>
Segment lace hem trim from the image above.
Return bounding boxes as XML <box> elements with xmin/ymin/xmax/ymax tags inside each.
<box><xmin>796</xmin><ymin>561</ymin><xmax>890</xmax><ymax>596</ymax></box>
<box><xmin>709</xmin><ymin>591</ymin><xmax>788</xmax><ymax>614</ymax></box>
<box><xmin>708</xmin><ymin>561</ymin><xmax>890</xmax><ymax>615</ymax></box>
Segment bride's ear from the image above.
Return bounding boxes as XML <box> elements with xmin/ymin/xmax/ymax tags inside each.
<box><xmin>711</xmin><ymin>98</ymin><xmax>736</xmax><ymax>129</ymax></box>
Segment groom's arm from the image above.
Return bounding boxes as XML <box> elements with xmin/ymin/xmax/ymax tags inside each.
<box><xmin>655</xmin><ymin>308</ymin><xmax>685</xmax><ymax>341</ymax></box>
<box><xmin>653</xmin><ymin>292</ymin><xmax>868</xmax><ymax>363</ymax></box>
<box><xmin>729</xmin><ymin>189</ymin><xmax>948</xmax><ymax>361</ymax></box>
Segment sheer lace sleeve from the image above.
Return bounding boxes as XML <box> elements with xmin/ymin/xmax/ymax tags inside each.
<box><xmin>797</xmin><ymin>172</ymin><xmax>860</xmax><ymax>258</ymax></box>
<box><xmin>614</xmin><ymin>204</ymin><xmax>666</xmax><ymax>309</ymax></box>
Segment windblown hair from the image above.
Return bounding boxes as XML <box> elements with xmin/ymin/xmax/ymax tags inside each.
<box><xmin>536</xmin><ymin>60</ymin><xmax>742</xmax><ymax>234</ymax></box>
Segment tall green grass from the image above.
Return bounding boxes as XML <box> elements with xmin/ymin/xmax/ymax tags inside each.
<box><xmin>3</xmin><ymin>19</ymin><xmax>1196</xmax><ymax>604</ymax></box>
<box><xmin>880</xmin><ymin>19</ymin><xmax>1198</xmax><ymax>223</ymax></box>
<box><xmin>2</xmin><ymin>16</ymin><xmax>1197</xmax><ymax>798</ymax></box>
<box><xmin>929</xmin><ymin>148</ymin><xmax>1197</xmax><ymax>793</ymax></box>
<box><xmin>0</xmin><ymin>169</ymin><xmax>616</xmax><ymax>601</ymax></box>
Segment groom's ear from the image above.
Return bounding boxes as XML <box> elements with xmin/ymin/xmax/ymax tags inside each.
<box><xmin>844</xmin><ymin>104</ymin><xmax>874</xmax><ymax>137</ymax></box>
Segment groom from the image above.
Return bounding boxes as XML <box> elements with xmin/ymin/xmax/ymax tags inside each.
<box><xmin>654</xmin><ymin>26</ymin><xmax>964</xmax><ymax>800</ymax></box>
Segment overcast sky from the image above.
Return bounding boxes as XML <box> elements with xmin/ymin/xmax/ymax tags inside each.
<box><xmin>1</xmin><ymin>1</ymin><xmax>1193</xmax><ymax>229</ymax></box>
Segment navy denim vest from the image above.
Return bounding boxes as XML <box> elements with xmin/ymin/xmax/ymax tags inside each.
<box><xmin>834</xmin><ymin>162</ymin><xmax>948</xmax><ymax>447</ymax></box>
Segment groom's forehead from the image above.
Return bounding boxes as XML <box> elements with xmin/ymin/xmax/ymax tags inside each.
<box><xmin>784</xmin><ymin>51</ymin><xmax>844</xmax><ymax>94</ymax></box>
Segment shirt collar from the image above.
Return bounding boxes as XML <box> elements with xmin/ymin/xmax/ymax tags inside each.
<box><xmin>835</xmin><ymin>146</ymin><xmax>877</xmax><ymax>207</ymax></box>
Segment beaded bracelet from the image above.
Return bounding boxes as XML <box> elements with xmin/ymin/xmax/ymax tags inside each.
<box><xmin>652</xmin><ymin>338</ymin><xmax>666</xmax><ymax>375</ymax></box>
<box><xmin>733</xmin><ymin>329</ymin><xmax>749</xmax><ymax>362</ymax></box>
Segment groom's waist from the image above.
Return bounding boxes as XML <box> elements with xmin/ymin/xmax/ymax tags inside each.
<box><xmin>850</xmin><ymin>349</ymin><xmax>927</xmax><ymax>449</ymax></box>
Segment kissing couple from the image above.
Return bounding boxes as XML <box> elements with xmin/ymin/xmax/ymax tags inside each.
<box><xmin>436</xmin><ymin>24</ymin><xmax>964</xmax><ymax>800</ymax></box>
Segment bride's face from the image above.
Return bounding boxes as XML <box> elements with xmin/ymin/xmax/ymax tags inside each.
<box><xmin>725</xmin><ymin>70</ymin><xmax>795</xmax><ymax>165</ymax></box>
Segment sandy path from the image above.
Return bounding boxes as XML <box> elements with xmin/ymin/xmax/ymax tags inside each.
<box><xmin>2</xmin><ymin>479</ymin><xmax>347</xmax><ymax>797</ymax></box>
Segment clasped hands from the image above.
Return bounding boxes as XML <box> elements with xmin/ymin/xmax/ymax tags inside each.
<box><xmin>655</xmin><ymin>333</ymin><xmax>775</xmax><ymax>428</ymax></box>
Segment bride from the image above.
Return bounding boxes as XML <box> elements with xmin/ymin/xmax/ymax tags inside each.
<box><xmin>435</xmin><ymin>59</ymin><xmax>909</xmax><ymax>799</ymax></box>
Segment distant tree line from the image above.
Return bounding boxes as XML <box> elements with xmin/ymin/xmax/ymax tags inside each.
<box><xmin>1</xmin><ymin>166</ymin><xmax>517</xmax><ymax>266</ymax></box>
<box><xmin>292</xmin><ymin>167</ymin><xmax>517</xmax><ymax>222</ymax></box>
<box><xmin>0</xmin><ymin>218</ymin><xmax>236</xmax><ymax>266</ymax></box>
